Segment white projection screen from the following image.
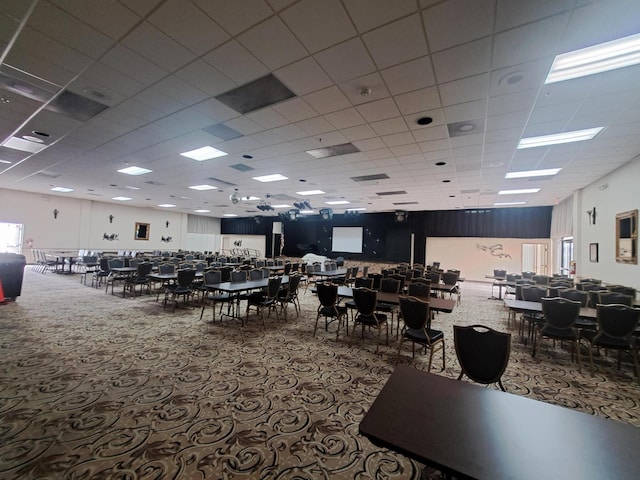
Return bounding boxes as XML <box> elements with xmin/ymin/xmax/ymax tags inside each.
<box><xmin>332</xmin><ymin>226</ymin><xmax>363</xmax><ymax>253</ymax></box>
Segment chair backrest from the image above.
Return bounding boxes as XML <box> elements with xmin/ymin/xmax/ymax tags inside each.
<box><xmin>255</xmin><ymin>260</ymin><xmax>265</xmax><ymax>268</ymax></box>
<box><xmin>558</xmin><ymin>288</ymin><xmax>588</xmax><ymax>307</ymax></box>
<box><xmin>580</xmin><ymin>278</ymin><xmax>602</xmax><ymax>285</ymax></box>
<box><xmin>389</xmin><ymin>274</ymin><xmax>405</xmax><ymax>291</ymax></box>
<box><xmin>220</xmin><ymin>267</ymin><xmax>233</xmax><ymax>282</ymax></box>
<box><xmin>542</xmin><ymin>297</ymin><xmax>581</xmax><ymax>329</ymax></box>
<box><xmin>595</xmin><ymin>304</ymin><xmax>640</xmax><ymax>340</ymax></box>
<box><xmin>399</xmin><ymin>296</ymin><xmax>429</xmax><ymax>331</ymax></box>
<box><xmin>548</xmin><ymin>285</ymin><xmax>569</xmax><ymax>298</ymax></box>
<box><xmin>99</xmin><ymin>257</ymin><xmax>110</xmax><ymax>271</ymax></box>
<box><xmin>368</xmin><ymin>273</ymin><xmax>382</xmax><ymax>290</ymax></box>
<box><xmin>493</xmin><ymin>269</ymin><xmax>507</xmax><ymax>279</ymax></box>
<box><xmin>521</xmin><ymin>285</ymin><xmax>547</xmax><ymax>303</ymax></box>
<box><xmin>454</xmin><ymin>325</ymin><xmax>511</xmax><ymax>386</ymax></box>
<box><xmin>231</xmin><ymin>270</ymin><xmax>247</xmax><ymax>283</ymax></box>
<box><xmin>284</xmin><ymin>263</ymin><xmax>292</xmax><ymax>274</ymax></box>
<box><xmin>442</xmin><ymin>271</ymin><xmax>459</xmax><ymax>285</ymax></box>
<box><xmin>286</xmin><ymin>274</ymin><xmax>301</xmax><ymax>295</ymax></box>
<box><xmin>361</xmin><ymin>266</ymin><xmax>369</xmax><ymax>277</ymax></box>
<box><xmin>317</xmin><ymin>282</ymin><xmax>339</xmax><ymax>307</ymax></box>
<box><xmin>249</xmin><ymin>269</ymin><xmax>263</xmax><ymax>281</ymax></box>
<box><xmin>506</xmin><ymin>273</ymin><xmax>521</xmax><ymax>283</ymax></box>
<box><xmin>204</xmin><ymin>270</ymin><xmax>221</xmax><ymax>285</ymax></box>
<box><xmin>607</xmin><ymin>285</ymin><xmax>636</xmax><ymax>298</ymax></box>
<box><xmin>137</xmin><ymin>262</ymin><xmax>153</xmax><ymax>277</ymax></box>
<box><xmin>598</xmin><ymin>291</ymin><xmax>634</xmax><ymax>306</ymax></box>
<box><xmin>194</xmin><ymin>262</ymin><xmax>207</xmax><ymax>272</ymax></box>
<box><xmin>425</xmin><ymin>272</ymin><xmax>441</xmax><ymax>284</ymax></box>
<box><xmin>177</xmin><ymin>268</ymin><xmax>196</xmax><ymax>287</ymax></box>
<box><xmin>261</xmin><ymin>267</ymin><xmax>271</xmax><ymax>278</ymax></box>
<box><xmin>108</xmin><ymin>258</ymin><xmax>124</xmax><ymax>269</ymax></box>
<box><xmin>533</xmin><ymin>275</ymin><xmax>549</xmax><ymax>285</ymax></box>
<box><xmin>266</xmin><ymin>276</ymin><xmax>283</xmax><ymax>299</ymax></box>
<box><xmin>407</xmin><ymin>280</ymin><xmax>431</xmax><ymax>298</ymax></box>
<box><xmin>354</xmin><ymin>277</ymin><xmax>374</xmax><ymax>289</ymax></box>
<box><xmin>159</xmin><ymin>263</ymin><xmax>175</xmax><ymax>274</ymax></box>
<box><xmin>353</xmin><ymin>288</ymin><xmax>378</xmax><ymax>316</ymax></box>
<box><xmin>380</xmin><ymin>277</ymin><xmax>401</xmax><ymax>294</ymax></box>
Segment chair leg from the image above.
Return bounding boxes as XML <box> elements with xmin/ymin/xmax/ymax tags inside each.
<box><xmin>395</xmin><ymin>337</ymin><xmax>404</xmax><ymax>365</ymax></box>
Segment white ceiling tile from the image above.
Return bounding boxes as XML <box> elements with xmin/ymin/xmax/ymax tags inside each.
<box><xmin>296</xmin><ymin>117</ymin><xmax>335</xmax><ymax>136</ymax></box>
<box><xmin>487</xmin><ymin>90</ymin><xmax>538</xmax><ymax>116</ymax></box>
<box><xmin>224</xmin><ymin>116</ymin><xmax>265</xmax><ymax>135</ymax></box>
<box><xmin>101</xmin><ymin>45</ymin><xmax>168</xmax><ymax>84</ymax></box>
<box><xmin>303</xmin><ymin>87</ymin><xmax>351</xmax><ymax>115</ymax></box>
<box><xmin>412</xmin><ymin>125</ymin><xmax>449</xmax><ymax>142</ymax></box>
<box><xmin>272</xmin><ymin>98</ymin><xmax>318</xmax><ymax>122</ymax></box>
<box><xmin>486</xmin><ymin>111</ymin><xmax>529</xmax><ymax>131</ymax></box>
<box><xmin>393</xmin><ymin>145</ymin><xmax>423</xmax><ymax>157</ymax></box>
<box><xmin>314</xmin><ymin>38</ymin><xmax>376</xmax><ymax>83</ymax></box>
<box><xmin>324</xmin><ymin>108</ymin><xmax>367</xmax><ymax>130</ymax></box>
<box><xmin>492</xmin><ymin>14</ymin><xmax>569</xmax><ymax>70</ymax></box>
<box><xmin>174</xmin><ymin>60</ymin><xmax>237</xmax><ymax>96</ymax></box>
<box><xmin>432</xmin><ymin>38</ymin><xmax>492</xmax><ymax>83</ymax></box>
<box><xmin>339</xmin><ymin>73</ymin><xmax>390</xmax><ymax>105</ymax></box>
<box><xmin>149</xmin><ymin>0</ymin><xmax>230</xmax><ymax>55</ymax></box>
<box><xmin>370</xmin><ymin>117</ymin><xmax>409</xmax><ymax>136</ymax></box>
<box><xmin>356</xmin><ymin>98</ymin><xmax>401</xmax><ymax>122</ymax></box>
<box><xmin>237</xmin><ymin>16</ymin><xmax>307</xmax><ymax>70</ymax></box>
<box><xmin>280</xmin><ymin>0</ymin><xmax>356</xmax><ymax>53</ymax></box>
<box><xmin>443</xmin><ymin>99</ymin><xmax>487</xmax><ymax>123</ymax></box>
<box><xmin>193</xmin><ymin>0</ymin><xmax>273</xmax><ymax>36</ymax></box>
<box><xmin>122</xmin><ymin>22</ymin><xmax>196</xmax><ymax>71</ymax></box>
<box><xmin>341</xmin><ymin>124</ymin><xmax>377</xmax><ymax>141</ymax></box>
<box><xmin>353</xmin><ymin>137</ymin><xmax>387</xmax><ymax>151</ymax></box>
<box><xmin>203</xmin><ymin>40</ymin><xmax>269</xmax><ymax>84</ymax></box>
<box><xmin>381</xmin><ymin>132</ymin><xmax>415</xmax><ymax>147</ymax></box>
<box><xmin>439</xmin><ymin>74</ymin><xmax>489</xmax><ymax>106</ymax></box>
<box><xmin>275</xmin><ymin>57</ymin><xmax>333</xmax><ymax>95</ymax></box>
<box><xmin>366</xmin><ymin>148</ymin><xmax>393</xmax><ymax>160</ymax></box>
<box><xmin>495</xmin><ymin>0</ymin><xmax>574</xmax><ymax>32</ymax></box>
<box><xmin>381</xmin><ymin>56</ymin><xmax>435</xmax><ymax>95</ymax></box>
<box><xmin>423</xmin><ymin>0</ymin><xmax>495</xmax><ymax>52</ymax></box>
<box><xmin>343</xmin><ymin>0</ymin><xmax>417</xmax><ymax>33</ymax></box>
<box><xmin>272</xmin><ymin>124</ymin><xmax>308</xmax><ymax>141</ymax></box>
<box><xmin>247</xmin><ymin>108</ymin><xmax>290</xmax><ymax>129</ymax></box>
<box><xmin>362</xmin><ymin>14</ymin><xmax>428</xmax><ymax>70</ymax></box>
<box><xmin>394</xmin><ymin>87</ymin><xmax>441</xmax><ymax>115</ymax></box>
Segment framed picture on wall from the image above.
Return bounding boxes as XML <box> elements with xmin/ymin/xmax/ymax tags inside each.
<box><xmin>589</xmin><ymin>242</ymin><xmax>598</xmax><ymax>262</ymax></box>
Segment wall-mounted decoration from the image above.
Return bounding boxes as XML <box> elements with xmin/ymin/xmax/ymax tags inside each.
<box><xmin>135</xmin><ymin>222</ymin><xmax>150</xmax><ymax>240</ymax></box>
<box><xmin>165</xmin><ymin>221</ymin><xmax>169</xmax><ymax>228</ymax></box>
<box><xmin>103</xmin><ymin>233</ymin><xmax>119</xmax><ymax>241</ymax></box>
<box><xmin>234</xmin><ymin>239</ymin><xmax>242</xmax><ymax>247</ymax></box>
<box><xmin>109</xmin><ymin>214</ymin><xmax>114</xmax><ymax>224</ymax></box>
<box><xmin>53</xmin><ymin>209</ymin><xmax>59</xmax><ymax>219</ymax></box>
<box><xmin>587</xmin><ymin>207</ymin><xmax>596</xmax><ymax>225</ymax></box>
<box><xmin>589</xmin><ymin>242</ymin><xmax>598</xmax><ymax>262</ymax></box>
<box><xmin>476</xmin><ymin>243</ymin><xmax>511</xmax><ymax>259</ymax></box>
<box><xmin>616</xmin><ymin>209</ymin><xmax>638</xmax><ymax>264</ymax></box>
<box><xmin>161</xmin><ymin>236</ymin><xmax>172</xmax><ymax>243</ymax></box>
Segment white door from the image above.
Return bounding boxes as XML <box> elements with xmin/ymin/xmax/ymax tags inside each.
<box><xmin>0</xmin><ymin>223</ymin><xmax>24</xmax><ymax>254</ymax></box>
<box><xmin>522</xmin><ymin>243</ymin><xmax>548</xmax><ymax>274</ymax></box>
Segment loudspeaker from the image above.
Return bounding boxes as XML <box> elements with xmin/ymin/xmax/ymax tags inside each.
<box><xmin>395</xmin><ymin>210</ymin><xmax>408</xmax><ymax>223</ymax></box>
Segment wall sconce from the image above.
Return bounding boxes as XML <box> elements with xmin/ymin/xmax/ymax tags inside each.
<box><xmin>109</xmin><ymin>214</ymin><xmax>114</xmax><ymax>224</ymax></box>
<box><xmin>166</xmin><ymin>221</ymin><xmax>170</xmax><ymax>228</ymax></box>
<box><xmin>587</xmin><ymin>207</ymin><xmax>596</xmax><ymax>225</ymax></box>
<box><xmin>53</xmin><ymin>209</ymin><xmax>59</xmax><ymax>219</ymax></box>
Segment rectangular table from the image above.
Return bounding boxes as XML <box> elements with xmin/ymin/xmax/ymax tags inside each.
<box><xmin>332</xmin><ymin>286</ymin><xmax>456</xmax><ymax>313</ymax></box>
<box><xmin>360</xmin><ymin>366</ymin><xmax>640</xmax><ymax>480</ymax></box>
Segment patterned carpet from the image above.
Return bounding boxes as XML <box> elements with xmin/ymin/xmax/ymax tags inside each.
<box><xmin>1</xmin><ymin>268</ymin><xmax>639</xmax><ymax>479</ymax></box>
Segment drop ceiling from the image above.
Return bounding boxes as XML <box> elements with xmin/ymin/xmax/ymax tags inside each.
<box><xmin>1</xmin><ymin>0</ymin><xmax>639</xmax><ymax>218</ymax></box>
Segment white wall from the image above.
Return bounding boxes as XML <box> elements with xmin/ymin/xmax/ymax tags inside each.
<box><xmin>425</xmin><ymin>237</ymin><xmax>551</xmax><ymax>282</ymax></box>
<box><xmin>0</xmin><ymin>189</ymin><xmax>222</xmax><ymax>261</ymax></box>
<box><xmin>574</xmin><ymin>157</ymin><xmax>640</xmax><ymax>290</ymax></box>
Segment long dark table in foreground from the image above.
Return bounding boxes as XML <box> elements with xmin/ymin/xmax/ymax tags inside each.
<box><xmin>359</xmin><ymin>366</ymin><xmax>640</xmax><ymax>480</ymax></box>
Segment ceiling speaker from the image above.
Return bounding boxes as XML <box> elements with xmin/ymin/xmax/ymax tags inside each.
<box><xmin>319</xmin><ymin>208</ymin><xmax>333</xmax><ymax>220</ymax></box>
<box><xmin>395</xmin><ymin>210</ymin><xmax>408</xmax><ymax>223</ymax></box>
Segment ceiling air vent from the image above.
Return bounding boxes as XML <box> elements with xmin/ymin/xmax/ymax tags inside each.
<box><xmin>203</xmin><ymin>123</ymin><xmax>243</xmax><ymax>140</ymax></box>
<box><xmin>215</xmin><ymin>74</ymin><xmax>295</xmax><ymax>114</ymax></box>
<box><xmin>229</xmin><ymin>163</ymin><xmax>254</xmax><ymax>172</ymax></box>
<box><xmin>376</xmin><ymin>190</ymin><xmax>407</xmax><ymax>196</ymax></box>
<box><xmin>351</xmin><ymin>173</ymin><xmax>389</xmax><ymax>182</ymax></box>
<box><xmin>46</xmin><ymin>89</ymin><xmax>109</xmax><ymax>122</ymax></box>
<box><xmin>207</xmin><ymin>177</ymin><xmax>238</xmax><ymax>187</ymax></box>
<box><xmin>307</xmin><ymin>143</ymin><xmax>360</xmax><ymax>159</ymax></box>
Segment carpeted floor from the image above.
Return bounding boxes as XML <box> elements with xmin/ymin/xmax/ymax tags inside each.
<box><xmin>0</xmin><ymin>268</ymin><xmax>638</xmax><ymax>479</ymax></box>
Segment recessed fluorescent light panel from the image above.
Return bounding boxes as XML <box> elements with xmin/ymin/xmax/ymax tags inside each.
<box><xmin>272</xmin><ymin>204</ymin><xmax>292</xmax><ymax>209</ymax></box>
<box><xmin>112</xmin><ymin>196</ymin><xmax>132</xmax><ymax>201</ymax></box>
<box><xmin>505</xmin><ymin>168</ymin><xmax>561</xmax><ymax>179</ymax></box>
<box><xmin>326</xmin><ymin>200</ymin><xmax>350</xmax><ymax>205</ymax></box>
<box><xmin>223</xmin><ymin>213</ymin><xmax>238</xmax><ymax>217</ymax></box>
<box><xmin>545</xmin><ymin>32</ymin><xmax>640</xmax><ymax>84</ymax></box>
<box><xmin>253</xmin><ymin>174</ymin><xmax>288</xmax><ymax>182</ymax></box>
<box><xmin>296</xmin><ymin>190</ymin><xmax>325</xmax><ymax>195</ymax></box>
<box><xmin>189</xmin><ymin>184</ymin><xmax>217</xmax><ymax>191</ymax></box>
<box><xmin>518</xmin><ymin>128</ymin><xmax>602</xmax><ymax>149</ymax></box>
<box><xmin>118</xmin><ymin>166</ymin><xmax>152</xmax><ymax>175</ymax></box>
<box><xmin>158</xmin><ymin>204</ymin><xmax>176</xmax><ymax>207</ymax></box>
<box><xmin>498</xmin><ymin>188</ymin><xmax>540</xmax><ymax>195</ymax></box>
<box><xmin>494</xmin><ymin>201</ymin><xmax>526</xmax><ymax>206</ymax></box>
<box><xmin>194</xmin><ymin>209</ymin><xmax>210</xmax><ymax>213</ymax></box>
<box><xmin>349</xmin><ymin>207</ymin><xmax>367</xmax><ymax>211</ymax></box>
<box><xmin>180</xmin><ymin>146</ymin><xmax>228</xmax><ymax>161</ymax></box>
<box><xmin>51</xmin><ymin>187</ymin><xmax>73</xmax><ymax>192</ymax></box>
<box><xmin>0</xmin><ymin>159</ymin><xmax>11</xmax><ymax>164</ymax></box>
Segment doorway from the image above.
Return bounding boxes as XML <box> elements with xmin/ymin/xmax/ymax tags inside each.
<box><xmin>561</xmin><ymin>237</ymin><xmax>574</xmax><ymax>275</ymax></box>
<box><xmin>522</xmin><ymin>243</ymin><xmax>548</xmax><ymax>275</ymax></box>
<box><xmin>0</xmin><ymin>223</ymin><xmax>24</xmax><ymax>254</ymax></box>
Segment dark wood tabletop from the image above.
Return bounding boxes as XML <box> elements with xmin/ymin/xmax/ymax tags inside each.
<box><xmin>333</xmin><ymin>286</ymin><xmax>456</xmax><ymax>313</ymax></box>
<box><xmin>360</xmin><ymin>366</ymin><xmax>640</xmax><ymax>480</ymax></box>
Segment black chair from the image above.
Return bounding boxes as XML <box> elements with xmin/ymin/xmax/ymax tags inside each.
<box><xmin>454</xmin><ymin>325</ymin><xmax>511</xmax><ymax>391</ymax></box>
<box><xmin>164</xmin><ymin>269</ymin><xmax>196</xmax><ymax>312</ymax></box>
<box><xmin>350</xmin><ymin>288</ymin><xmax>388</xmax><ymax>353</ymax></box>
<box><xmin>535</xmin><ymin>297</ymin><xmax>582</xmax><ymax>371</ymax></box>
<box><xmin>584</xmin><ymin>304</ymin><xmax>640</xmax><ymax>382</ymax></box>
<box><xmin>598</xmin><ymin>291</ymin><xmax>634</xmax><ymax>306</ymax></box>
<box><xmin>558</xmin><ymin>289</ymin><xmax>588</xmax><ymax>307</ymax></box>
<box><xmin>367</xmin><ymin>273</ymin><xmax>382</xmax><ymax>290</ymax></box>
<box><xmin>490</xmin><ymin>269</ymin><xmax>506</xmax><ymax>299</ymax></box>
<box><xmin>314</xmin><ymin>282</ymin><xmax>347</xmax><ymax>339</ymax></box>
<box><xmin>407</xmin><ymin>280</ymin><xmax>430</xmax><ymax>298</ymax></box>
<box><xmin>199</xmin><ymin>270</ymin><xmax>233</xmax><ymax>322</ymax></box>
<box><xmin>246</xmin><ymin>276</ymin><xmax>282</xmax><ymax>328</ymax></box>
<box><xmin>376</xmin><ymin>277</ymin><xmax>401</xmax><ymax>336</ymax></box>
<box><xmin>344</xmin><ymin>277</ymin><xmax>374</xmax><ymax>320</ymax></box>
<box><xmin>607</xmin><ymin>285</ymin><xmax>636</xmax><ymax>298</ymax></box>
<box><xmin>91</xmin><ymin>257</ymin><xmax>111</xmax><ymax>288</ymax></box>
<box><xmin>395</xmin><ymin>296</ymin><xmax>444</xmax><ymax>371</ymax></box>
<box><xmin>520</xmin><ymin>285</ymin><xmax>548</xmax><ymax>342</ymax></box>
<box><xmin>105</xmin><ymin>258</ymin><xmax>126</xmax><ymax>295</ymax></box>
<box><xmin>441</xmin><ymin>271</ymin><xmax>461</xmax><ymax>304</ymax></box>
<box><xmin>278</xmin><ymin>273</ymin><xmax>301</xmax><ymax>319</ymax></box>
<box><xmin>123</xmin><ymin>262</ymin><xmax>153</xmax><ymax>298</ymax></box>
